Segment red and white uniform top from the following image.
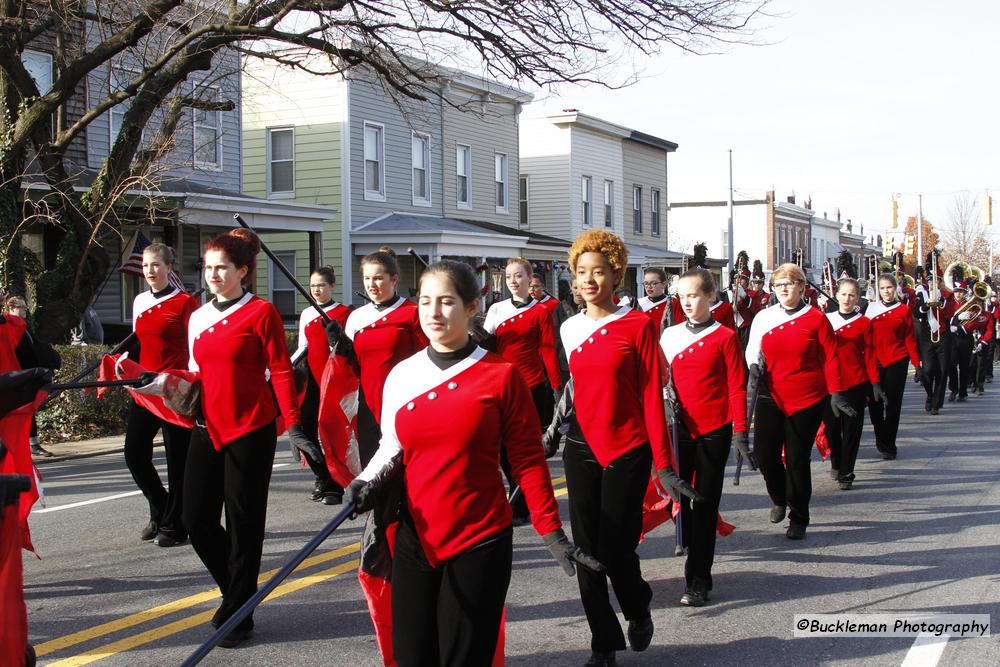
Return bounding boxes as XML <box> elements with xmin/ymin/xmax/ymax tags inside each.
<box><xmin>188</xmin><ymin>293</ymin><xmax>299</xmax><ymax>449</ymax></box>
<box><xmin>825</xmin><ymin>311</ymin><xmax>879</xmax><ymax>392</ymax></box>
<box><xmin>636</xmin><ymin>295</ymin><xmax>670</xmax><ymax>328</ymax></box>
<box><xmin>484</xmin><ymin>298</ymin><xmax>561</xmax><ymax>390</ymax></box>
<box><xmin>660</xmin><ymin>320</ymin><xmax>747</xmax><ymax>437</ymax></box>
<box><xmin>732</xmin><ymin>287</ymin><xmax>754</xmax><ymax>329</ymax></box>
<box><xmin>865</xmin><ymin>300</ymin><xmax>920</xmax><ymax>369</ymax></box>
<box><xmin>536</xmin><ymin>293</ymin><xmax>560</xmax><ymax>314</ymax></box>
<box><xmin>959</xmin><ymin>309</ymin><xmax>995</xmax><ymax>342</ymax></box>
<box><xmin>293</xmin><ymin>301</ymin><xmax>351</xmax><ymax>384</ymax></box>
<box><xmin>709</xmin><ymin>300</ymin><xmax>737</xmax><ymax>332</ymax></box>
<box><xmin>132</xmin><ymin>288</ymin><xmax>197</xmax><ymax>372</ymax></box>
<box><xmin>359</xmin><ymin>345</ymin><xmax>561</xmax><ymax>567</ymax></box>
<box><xmin>345</xmin><ymin>296</ymin><xmax>428</xmax><ymax>424</ymax></box>
<box><xmin>752</xmin><ymin>289</ymin><xmax>771</xmax><ymax>313</ymax></box>
<box><xmin>0</xmin><ymin>314</ymin><xmax>27</xmax><ymax>373</ymax></box>
<box><xmin>561</xmin><ymin>307</ymin><xmax>673</xmax><ymax>471</ymax></box>
<box><xmin>744</xmin><ymin>304</ymin><xmax>840</xmax><ymax>415</ymax></box>
<box><xmin>804</xmin><ymin>286</ymin><xmax>820</xmax><ymax>307</ymax></box>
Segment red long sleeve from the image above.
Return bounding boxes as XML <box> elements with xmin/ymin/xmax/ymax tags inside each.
<box><xmin>637</xmin><ymin>317</ymin><xmax>673</xmax><ymax>471</ymax></box>
<box><xmin>724</xmin><ymin>333</ymin><xmax>749</xmax><ymax>433</ymax></box>
<box><xmin>538</xmin><ymin>306</ymin><xmax>562</xmax><ymax>390</ymax></box>
<box><xmin>817</xmin><ymin>313</ymin><xmax>841</xmax><ymax>393</ymax></box>
<box><xmin>261</xmin><ymin>303</ymin><xmax>300</xmax><ymax>427</ymax></box>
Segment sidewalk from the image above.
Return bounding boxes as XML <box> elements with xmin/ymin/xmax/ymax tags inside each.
<box><xmin>33</xmin><ymin>434</ymin><xmax>161</xmax><ymax>464</ymax></box>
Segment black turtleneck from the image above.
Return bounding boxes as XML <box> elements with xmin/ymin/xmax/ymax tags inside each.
<box><xmin>648</xmin><ymin>293</ymin><xmax>667</xmax><ymax>303</ymax></box>
<box><xmin>782</xmin><ymin>301</ymin><xmax>807</xmax><ymax>316</ymax></box>
<box><xmin>427</xmin><ymin>336</ymin><xmax>477</xmax><ymax>371</ymax></box>
<box><xmin>685</xmin><ymin>316</ymin><xmax>715</xmax><ymax>333</ymax></box>
<box><xmin>511</xmin><ymin>297</ymin><xmax>533</xmax><ymax>309</ymax></box>
<box><xmin>213</xmin><ymin>291</ymin><xmax>246</xmax><ymax>312</ymax></box>
<box><xmin>837</xmin><ymin>310</ymin><xmax>857</xmax><ymax>320</ymax></box>
<box><xmin>316</xmin><ymin>299</ymin><xmax>334</xmax><ymax>309</ymax></box>
<box><xmin>152</xmin><ymin>285</ymin><xmax>175</xmax><ymax>299</ymax></box>
<box><xmin>374</xmin><ymin>295</ymin><xmax>402</xmax><ymax>312</ymax></box>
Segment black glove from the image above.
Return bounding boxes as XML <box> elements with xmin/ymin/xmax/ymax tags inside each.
<box><xmin>914</xmin><ymin>366</ymin><xmax>924</xmax><ymax>384</ymax></box>
<box><xmin>830</xmin><ymin>391</ymin><xmax>857</xmax><ymax>418</ymax></box>
<box><xmin>325</xmin><ymin>320</ymin><xmax>356</xmax><ymax>363</ymax></box>
<box><xmin>344</xmin><ymin>478</ymin><xmax>376</xmax><ymax>515</ymax></box>
<box><xmin>287</xmin><ymin>423</ymin><xmax>323</xmax><ymax>462</ymax></box>
<box><xmin>136</xmin><ymin>371</ymin><xmax>158</xmax><ymax>388</ymax></box>
<box><xmin>0</xmin><ymin>474</ymin><xmax>31</xmax><ymax>509</ymax></box>
<box><xmin>657</xmin><ymin>467</ymin><xmax>703</xmax><ymax>504</ymax></box>
<box><xmin>542</xmin><ymin>426</ymin><xmax>561</xmax><ymax>459</ymax></box>
<box><xmin>732</xmin><ymin>431</ymin><xmax>757</xmax><ymax>470</ymax></box>
<box><xmin>871</xmin><ymin>382</ymin><xmax>886</xmax><ymax>404</ymax></box>
<box><xmin>663</xmin><ymin>382</ymin><xmax>679</xmax><ymax>424</ymax></box>
<box><xmin>542</xmin><ymin>528</ymin><xmax>604</xmax><ymax>576</ymax></box>
<box><xmin>748</xmin><ymin>363</ymin><xmax>762</xmax><ymax>385</ymax></box>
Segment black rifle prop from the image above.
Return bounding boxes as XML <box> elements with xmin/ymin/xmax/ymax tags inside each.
<box><xmin>737</xmin><ymin>351</ymin><xmax>766</xmax><ymax>486</ymax></box>
<box><xmin>806</xmin><ymin>279</ymin><xmax>834</xmax><ymax>303</ymax></box>
<box><xmin>48</xmin><ymin>378</ymin><xmax>147</xmax><ymax>392</ymax></box>
<box><xmin>1</xmin><ymin>474</ymin><xmax>31</xmax><ymax>509</ymax></box>
<box><xmin>407</xmin><ymin>247</ymin><xmax>429</xmax><ymax>270</ymax></box>
<box><xmin>355</xmin><ymin>291</ymin><xmax>373</xmax><ymax>304</ymax></box>
<box><xmin>233</xmin><ymin>214</ymin><xmax>333</xmax><ymax>326</ymax></box>
<box><xmin>663</xmin><ymin>371</ymin><xmax>684</xmax><ymax>556</ymax></box>
<box><xmin>182</xmin><ymin>502</ymin><xmax>356</xmax><ymax>666</ymax></box>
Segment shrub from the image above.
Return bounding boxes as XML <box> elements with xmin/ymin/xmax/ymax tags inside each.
<box><xmin>35</xmin><ymin>345</ymin><xmax>131</xmax><ymax>444</ymax></box>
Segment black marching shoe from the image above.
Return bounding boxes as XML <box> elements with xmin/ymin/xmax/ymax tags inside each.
<box><xmin>957</xmin><ymin>394</ymin><xmax>968</xmax><ymax>402</ymax></box>
<box><xmin>627</xmin><ymin>615</ymin><xmax>654</xmax><ymax>651</ymax></box>
<box><xmin>948</xmin><ymin>391</ymin><xmax>957</xmax><ymax>402</ymax></box>
<box><xmin>313</xmin><ymin>478</ymin><xmax>343</xmax><ymax>506</ymax></box>
<box><xmin>828</xmin><ymin>468</ymin><xmax>839</xmax><ymax>481</ymax></box>
<box><xmin>153</xmin><ymin>532</ymin><xmax>187</xmax><ymax>548</ymax></box>
<box><xmin>218</xmin><ymin>626</ymin><xmax>253</xmax><ymax>649</ymax></box>
<box><xmin>838</xmin><ymin>480</ymin><xmax>853</xmax><ymax>490</ymax></box>
<box><xmin>769</xmin><ymin>505</ymin><xmax>786</xmax><ymax>524</ymax></box>
<box><xmin>786</xmin><ymin>523</ymin><xmax>807</xmax><ymax>540</ymax></box>
<box><xmin>930</xmin><ymin>407</ymin><xmax>940</xmax><ymax>415</ymax></box>
<box><xmin>140</xmin><ymin>521</ymin><xmax>159</xmax><ymax>542</ymax></box>
<box><xmin>310</xmin><ymin>479</ymin><xmax>324</xmax><ymax>502</ymax></box>
<box><xmin>680</xmin><ymin>588</ymin><xmax>708</xmax><ymax>607</ymax></box>
<box><xmin>584</xmin><ymin>650</ymin><xmax>617</xmax><ymax>667</ymax></box>
<box><xmin>925</xmin><ymin>396</ymin><xmax>933</xmax><ymax>412</ymax></box>
<box><xmin>977</xmin><ymin>385</ymin><xmax>985</xmax><ymax>395</ymax></box>
<box><xmin>881</xmin><ymin>451</ymin><xmax>897</xmax><ymax>461</ymax></box>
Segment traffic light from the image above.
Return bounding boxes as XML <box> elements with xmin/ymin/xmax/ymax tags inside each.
<box><xmin>891</xmin><ymin>198</ymin><xmax>899</xmax><ymax>229</ymax></box>
<box><xmin>883</xmin><ymin>236</ymin><xmax>894</xmax><ymax>256</ymax></box>
<box><xmin>904</xmin><ymin>234</ymin><xmax>915</xmax><ymax>256</ymax></box>
<box><xmin>986</xmin><ymin>193</ymin><xmax>993</xmax><ymax>226</ymax></box>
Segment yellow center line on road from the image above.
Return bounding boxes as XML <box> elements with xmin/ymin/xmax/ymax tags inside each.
<box><xmin>46</xmin><ymin>558</ymin><xmax>360</xmax><ymax>667</ymax></box>
<box><xmin>35</xmin><ymin>542</ymin><xmax>360</xmax><ymax>658</ymax></box>
<box><xmin>551</xmin><ymin>475</ymin><xmax>566</xmax><ymax>485</ymax></box>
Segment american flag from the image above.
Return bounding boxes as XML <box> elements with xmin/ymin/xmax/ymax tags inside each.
<box><xmin>119</xmin><ymin>231</ymin><xmax>185</xmax><ymax>291</ymax></box>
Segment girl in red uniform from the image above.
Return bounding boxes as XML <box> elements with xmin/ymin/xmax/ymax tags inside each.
<box><xmin>561</xmin><ymin>230</ymin><xmax>696</xmax><ymax>666</ymax></box>
<box><xmin>483</xmin><ymin>257</ymin><xmax>562</xmax><ymax>522</ymax></box>
<box><xmin>865</xmin><ymin>273</ymin><xmax>920</xmax><ymax>460</ymax></box>
<box><xmin>636</xmin><ymin>268</ymin><xmax>671</xmax><ymax>328</ymax></box>
<box><xmin>344</xmin><ymin>260</ymin><xmax>598</xmax><ymax>667</ymax></box>
<box><xmin>659</xmin><ymin>268</ymin><xmax>747</xmax><ymax>607</ymax></box>
<box><xmin>744</xmin><ymin>263</ymin><xmax>848</xmax><ymax>540</ymax></box>
<box><xmin>331</xmin><ymin>248</ymin><xmax>427</xmax><ymax>467</ymax></box>
<box><xmin>292</xmin><ymin>266</ymin><xmax>351</xmax><ymax>504</ymax></box>
<box><xmin>182</xmin><ymin>229</ymin><xmax>317</xmax><ymax>647</ymax></box>
<box><xmin>821</xmin><ymin>278</ymin><xmax>880</xmax><ymax>489</ymax></box>
<box><xmin>124</xmin><ymin>244</ymin><xmax>197</xmax><ymax>547</ymax></box>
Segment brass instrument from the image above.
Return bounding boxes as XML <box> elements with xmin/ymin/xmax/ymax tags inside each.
<box><xmin>795</xmin><ymin>248</ymin><xmax>804</xmax><ymax>268</ymax></box>
<box><xmin>930</xmin><ymin>252</ymin><xmax>941</xmax><ymax>343</ymax></box>
<box><xmin>865</xmin><ymin>254</ymin><xmax>879</xmax><ymax>300</ymax></box>
<box><xmin>946</xmin><ymin>262</ymin><xmax>992</xmax><ymax>324</ymax></box>
<box><xmin>822</xmin><ymin>260</ymin><xmax>834</xmax><ymax>297</ymax></box>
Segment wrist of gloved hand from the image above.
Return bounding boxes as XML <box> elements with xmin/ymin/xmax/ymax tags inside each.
<box><xmin>542</xmin><ymin>428</ymin><xmax>561</xmax><ymax>459</ymax></box>
<box><xmin>831</xmin><ymin>392</ymin><xmax>857</xmax><ymax>418</ymax></box>
<box><xmin>542</xmin><ymin>528</ymin><xmax>604</xmax><ymax>577</ymax></box>
<box><xmin>731</xmin><ymin>431</ymin><xmax>757</xmax><ymax>470</ymax></box>
<box><xmin>657</xmin><ymin>467</ymin><xmax>703</xmax><ymax>503</ymax></box>
<box><xmin>344</xmin><ymin>478</ymin><xmax>375</xmax><ymax>516</ymax></box>
<box><xmin>287</xmin><ymin>423</ymin><xmax>323</xmax><ymax>462</ymax></box>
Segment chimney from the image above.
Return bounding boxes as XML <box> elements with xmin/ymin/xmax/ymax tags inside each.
<box><xmin>787</xmin><ymin>194</ymin><xmax>796</xmax><ymax>205</ymax></box>
<box><xmin>836</xmin><ymin>208</ymin><xmax>841</xmax><ymax>223</ymax></box>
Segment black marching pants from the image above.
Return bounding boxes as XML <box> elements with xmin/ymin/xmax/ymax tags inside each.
<box><xmin>182</xmin><ymin>421</ymin><xmax>276</xmax><ymax>631</ymax></box>
<box><xmin>298</xmin><ymin>375</ymin><xmax>337</xmax><ymax>488</ymax></box>
<box><xmin>822</xmin><ymin>382</ymin><xmax>867</xmax><ymax>481</ymax></box>
<box><xmin>500</xmin><ymin>382</ymin><xmax>553</xmax><ymax>520</ymax></box>
<box><xmin>677</xmin><ymin>422</ymin><xmax>732</xmax><ymax>592</ymax></box>
<box><xmin>392</xmin><ymin>513</ymin><xmax>512</xmax><ymax>667</ymax></box>
<box><xmin>975</xmin><ymin>340</ymin><xmax>993</xmax><ymax>387</ymax></box>
<box><xmin>357</xmin><ymin>386</ymin><xmax>382</xmax><ymax>469</ymax></box>
<box><xmin>948</xmin><ymin>335</ymin><xmax>973</xmax><ymax>397</ymax></box>
<box><xmin>870</xmin><ymin>357</ymin><xmax>909</xmax><ymax>456</ymax></box>
<box><xmin>563</xmin><ymin>438</ymin><xmax>652</xmax><ymax>652</ymax></box>
<box><xmin>123</xmin><ymin>401</ymin><xmax>191</xmax><ymax>538</ymax></box>
<box><xmin>753</xmin><ymin>394</ymin><xmax>824</xmax><ymax>527</ymax></box>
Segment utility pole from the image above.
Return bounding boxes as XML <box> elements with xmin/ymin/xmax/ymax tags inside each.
<box><xmin>727</xmin><ymin>149</ymin><xmax>734</xmax><ymax>279</ymax></box>
<box><xmin>917</xmin><ymin>194</ymin><xmax>924</xmax><ymax>265</ymax></box>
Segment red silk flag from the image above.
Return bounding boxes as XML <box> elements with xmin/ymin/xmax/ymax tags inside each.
<box><xmin>317</xmin><ymin>354</ymin><xmax>361</xmax><ymax>488</ymax></box>
<box><xmin>0</xmin><ymin>504</ymin><xmax>27</xmax><ymax>667</ymax></box>
<box><xmin>100</xmin><ymin>355</ymin><xmax>198</xmax><ymax>429</ymax></box>
<box><xmin>0</xmin><ymin>389</ymin><xmax>46</xmax><ymax>553</ymax></box>
<box><xmin>641</xmin><ymin>473</ymin><xmax>735</xmax><ymax>541</ymax></box>
<box><xmin>814</xmin><ymin>423</ymin><xmax>831</xmax><ymax>461</ymax></box>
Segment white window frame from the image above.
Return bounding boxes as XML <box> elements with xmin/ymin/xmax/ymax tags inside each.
<box><xmin>582</xmin><ymin>176</ymin><xmax>592</xmax><ymax>226</ymax></box>
<box><xmin>109</xmin><ymin>64</ymin><xmax>142</xmax><ymax>150</ymax></box>
<box><xmin>269</xmin><ymin>250</ymin><xmax>298</xmax><ymax>323</ymax></box>
<box><xmin>266</xmin><ymin>127</ymin><xmax>295</xmax><ymax>198</ymax></box>
<box><xmin>519</xmin><ymin>176</ymin><xmax>529</xmax><ymax>226</ymax></box>
<box><xmin>651</xmin><ymin>189</ymin><xmax>661</xmax><ymax>236</ymax></box>
<box><xmin>633</xmin><ymin>185</ymin><xmax>643</xmax><ymax>234</ymax></box>
<box><xmin>363</xmin><ymin>122</ymin><xmax>386</xmax><ymax>202</ymax></box>
<box><xmin>456</xmin><ymin>144</ymin><xmax>472</xmax><ymax>209</ymax></box>
<box><xmin>495</xmin><ymin>152</ymin><xmax>508</xmax><ymax>213</ymax></box>
<box><xmin>604</xmin><ymin>179</ymin><xmax>614</xmax><ymax>228</ymax></box>
<box><xmin>411</xmin><ymin>131</ymin><xmax>431</xmax><ymax>207</ymax></box>
<box><xmin>192</xmin><ymin>82</ymin><xmax>222</xmax><ymax>171</ymax></box>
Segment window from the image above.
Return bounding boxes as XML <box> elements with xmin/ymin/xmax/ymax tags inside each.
<box><xmin>22</xmin><ymin>50</ymin><xmax>53</xmax><ymax>93</ymax></box>
<box><xmin>604</xmin><ymin>180</ymin><xmax>614</xmax><ymax>227</ymax></box>
<box><xmin>651</xmin><ymin>189</ymin><xmax>661</xmax><ymax>236</ymax></box>
<box><xmin>109</xmin><ymin>65</ymin><xmax>138</xmax><ymax>147</ymax></box>
<box><xmin>364</xmin><ymin>123</ymin><xmax>385</xmax><ymax>200</ymax></box>
<box><xmin>519</xmin><ymin>176</ymin><xmax>529</xmax><ymax>226</ymax></box>
<box><xmin>193</xmin><ymin>84</ymin><xmax>221</xmax><ymax>168</ymax></box>
<box><xmin>267</xmin><ymin>128</ymin><xmax>294</xmax><ymax>196</ymax></box>
<box><xmin>495</xmin><ymin>153</ymin><xmax>508</xmax><ymax>212</ymax></box>
<box><xmin>457</xmin><ymin>145</ymin><xmax>471</xmax><ymax>208</ymax></box>
<box><xmin>412</xmin><ymin>132</ymin><xmax>430</xmax><ymax>206</ymax></box>
<box><xmin>270</xmin><ymin>251</ymin><xmax>297</xmax><ymax>321</ymax></box>
<box><xmin>633</xmin><ymin>186</ymin><xmax>643</xmax><ymax>234</ymax></box>
<box><xmin>581</xmin><ymin>176</ymin><xmax>592</xmax><ymax>226</ymax></box>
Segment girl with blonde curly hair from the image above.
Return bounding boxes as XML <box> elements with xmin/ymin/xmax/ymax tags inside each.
<box><xmin>556</xmin><ymin>229</ymin><xmax>697</xmax><ymax>665</ymax></box>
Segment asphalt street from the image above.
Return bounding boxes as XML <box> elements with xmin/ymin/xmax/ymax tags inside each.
<box><xmin>24</xmin><ymin>376</ymin><xmax>1000</xmax><ymax>666</ymax></box>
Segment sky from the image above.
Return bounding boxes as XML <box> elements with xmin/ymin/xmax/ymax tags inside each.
<box><xmin>524</xmin><ymin>0</ymin><xmax>1000</xmax><ymax>250</ymax></box>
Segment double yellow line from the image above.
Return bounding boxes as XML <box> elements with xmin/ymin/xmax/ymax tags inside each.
<box><xmin>37</xmin><ymin>476</ymin><xmax>570</xmax><ymax>665</ymax></box>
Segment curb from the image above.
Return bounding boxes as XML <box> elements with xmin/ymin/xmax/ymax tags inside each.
<box><xmin>33</xmin><ymin>442</ymin><xmax>163</xmax><ymax>466</ymax></box>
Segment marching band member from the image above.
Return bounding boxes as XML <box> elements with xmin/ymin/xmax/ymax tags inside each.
<box><xmin>124</xmin><ymin>243</ymin><xmax>196</xmax><ymax>547</ymax></box>
<box><xmin>344</xmin><ymin>260</ymin><xmax>600</xmax><ymax>667</ymax></box>
<box><xmin>560</xmin><ymin>230</ymin><xmax>696</xmax><ymax>665</ymax></box>
<box><xmin>659</xmin><ymin>268</ymin><xmax>747</xmax><ymax>606</ymax></box>
<box><xmin>866</xmin><ymin>274</ymin><xmax>920</xmax><ymax>459</ymax></box>
<box><xmin>333</xmin><ymin>247</ymin><xmax>428</xmax><ymax>467</ymax></box>
<box><xmin>709</xmin><ymin>297</ymin><xmax>737</xmax><ymax>332</ymax></box>
<box><xmin>292</xmin><ymin>266</ymin><xmax>351</xmax><ymax>504</ymax></box>
<box><xmin>183</xmin><ymin>228</ymin><xmax>319</xmax><ymax>647</ymax></box>
<box><xmin>744</xmin><ymin>263</ymin><xmax>847</xmax><ymax>540</ymax></box>
<box><xmin>731</xmin><ymin>262</ymin><xmax>755</xmax><ymax>350</ymax></box>
<box><xmin>530</xmin><ymin>272</ymin><xmax>571</xmax><ymax>386</ymax></box>
<box><xmin>636</xmin><ymin>268</ymin><xmax>672</xmax><ymax>329</ymax></box>
<box><xmin>483</xmin><ymin>257</ymin><xmax>562</xmax><ymax>523</ymax></box>
<box><xmin>947</xmin><ymin>282</ymin><xmax>976</xmax><ymax>402</ymax></box>
<box><xmin>821</xmin><ymin>278</ymin><xmax>879</xmax><ymax>489</ymax></box>
<box><xmin>969</xmin><ymin>306</ymin><xmax>994</xmax><ymax>394</ymax></box>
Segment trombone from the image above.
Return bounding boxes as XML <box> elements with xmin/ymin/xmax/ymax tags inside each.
<box><xmin>930</xmin><ymin>253</ymin><xmax>941</xmax><ymax>343</ymax></box>
<box><xmin>822</xmin><ymin>260</ymin><xmax>834</xmax><ymax>297</ymax></box>
<box><xmin>865</xmin><ymin>254</ymin><xmax>879</xmax><ymax>300</ymax></box>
